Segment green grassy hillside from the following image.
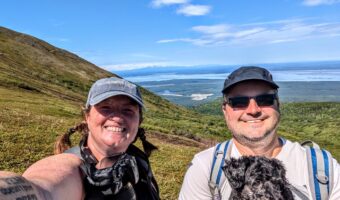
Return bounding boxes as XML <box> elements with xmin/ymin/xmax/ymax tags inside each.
<box><xmin>0</xmin><ymin>26</ymin><xmax>223</xmax><ymax>199</ymax></box>
<box><xmin>0</xmin><ymin>86</ymin><xmax>210</xmax><ymax>199</ymax></box>
<box><xmin>2</xmin><ymin>26</ymin><xmax>339</xmax><ymax>199</ymax></box>
<box><xmin>0</xmin><ymin>27</ymin><xmax>111</xmax><ymax>101</ymax></box>
<box><xmin>0</xmin><ymin>26</ymin><xmax>225</xmax><ymax>142</ymax></box>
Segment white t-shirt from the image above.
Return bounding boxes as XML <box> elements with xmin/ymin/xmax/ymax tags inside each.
<box><xmin>179</xmin><ymin>139</ymin><xmax>340</xmax><ymax>200</ymax></box>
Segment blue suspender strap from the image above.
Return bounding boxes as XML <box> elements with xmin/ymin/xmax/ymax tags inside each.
<box><xmin>209</xmin><ymin>140</ymin><xmax>231</xmax><ymax>200</ymax></box>
<box><xmin>216</xmin><ymin>141</ymin><xmax>230</xmax><ymax>185</ymax></box>
<box><xmin>306</xmin><ymin>145</ymin><xmax>332</xmax><ymax>200</ymax></box>
<box><xmin>210</xmin><ymin>142</ymin><xmax>222</xmax><ymax>180</ymax></box>
<box><xmin>322</xmin><ymin>150</ymin><xmax>330</xmax><ymax>193</ymax></box>
<box><xmin>279</xmin><ymin>137</ymin><xmax>286</xmax><ymax>145</ymax></box>
<box><xmin>310</xmin><ymin>147</ymin><xmax>321</xmax><ymax>200</ymax></box>
<box><xmin>322</xmin><ymin>149</ymin><xmax>334</xmax><ymax>196</ymax></box>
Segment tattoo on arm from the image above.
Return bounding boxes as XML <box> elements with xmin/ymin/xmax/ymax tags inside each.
<box><xmin>0</xmin><ymin>176</ymin><xmax>39</xmax><ymax>200</ymax></box>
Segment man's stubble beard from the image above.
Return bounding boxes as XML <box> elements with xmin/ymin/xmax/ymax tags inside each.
<box><xmin>229</xmin><ymin>115</ymin><xmax>281</xmax><ymax>149</ymax></box>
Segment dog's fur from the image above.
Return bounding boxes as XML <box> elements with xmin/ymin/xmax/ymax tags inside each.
<box><xmin>222</xmin><ymin>156</ymin><xmax>294</xmax><ymax>200</ymax></box>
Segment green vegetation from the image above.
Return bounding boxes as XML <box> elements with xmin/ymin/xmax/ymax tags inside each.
<box><xmin>145</xmin><ymin>134</ymin><xmax>203</xmax><ymax>200</ymax></box>
<box><xmin>1</xmin><ymin>26</ymin><xmax>340</xmax><ymax>200</ymax></box>
<box><xmin>0</xmin><ymin>26</ymin><xmax>226</xmax><ymax>143</ymax></box>
<box><xmin>280</xmin><ymin>102</ymin><xmax>340</xmax><ymax>160</ymax></box>
<box><xmin>0</xmin><ymin>26</ymin><xmax>222</xmax><ymax>199</ymax></box>
<box><xmin>0</xmin><ymin>87</ymin><xmax>81</xmax><ymax>172</ymax></box>
<box><xmin>0</xmin><ymin>86</ymin><xmax>207</xmax><ymax>199</ymax></box>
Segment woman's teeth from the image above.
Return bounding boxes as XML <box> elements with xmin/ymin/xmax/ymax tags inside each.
<box><xmin>246</xmin><ymin>120</ymin><xmax>262</xmax><ymax>123</ymax></box>
<box><xmin>104</xmin><ymin>126</ymin><xmax>125</xmax><ymax>132</ymax></box>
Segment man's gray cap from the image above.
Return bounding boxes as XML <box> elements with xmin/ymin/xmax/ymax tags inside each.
<box><xmin>222</xmin><ymin>66</ymin><xmax>279</xmax><ymax>93</ymax></box>
<box><xmin>86</xmin><ymin>77</ymin><xmax>144</xmax><ymax>108</ymax></box>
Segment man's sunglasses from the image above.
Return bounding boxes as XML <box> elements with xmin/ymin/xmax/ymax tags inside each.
<box><xmin>225</xmin><ymin>93</ymin><xmax>278</xmax><ymax>108</ymax></box>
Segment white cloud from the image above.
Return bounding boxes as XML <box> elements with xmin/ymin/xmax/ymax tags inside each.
<box><xmin>151</xmin><ymin>0</ymin><xmax>189</xmax><ymax>8</ymax></box>
<box><xmin>242</xmin><ymin>18</ymin><xmax>311</xmax><ymax>26</ymax></box>
<box><xmin>302</xmin><ymin>0</ymin><xmax>340</xmax><ymax>6</ymax></box>
<box><xmin>150</xmin><ymin>0</ymin><xmax>212</xmax><ymax>17</ymax></box>
<box><xmin>192</xmin><ymin>24</ymin><xmax>229</xmax><ymax>35</ymax></box>
<box><xmin>234</xmin><ymin>28</ymin><xmax>265</xmax><ymax>38</ymax></box>
<box><xmin>191</xmin><ymin>24</ymin><xmax>232</xmax><ymax>40</ymax></box>
<box><xmin>176</xmin><ymin>5</ymin><xmax>211</xmax><ymax>16</ymax></box>
<box><xmin>101</xmin><ymin>62</ymin><xmax>172</xmax><ymax>71</ymax></box>
<box><xmin>158</xmin><ymin>38</ymin><xmax>214</xmax><ymax>46</ymax></box>
<box><xmin>158</xmin><ymin>19</ymin><xmax>340</xmax><ymax>47</ymax></box>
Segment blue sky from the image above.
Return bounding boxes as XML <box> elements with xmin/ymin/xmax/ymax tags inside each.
<box><xmin>1</xmin><ymin>0</ymin><xmax>340</xmax><ymax>71</ymax></box>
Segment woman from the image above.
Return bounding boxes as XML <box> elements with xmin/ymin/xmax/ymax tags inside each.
<box><xmin>0</xmin><ymin>77</ymin><xmax>160</xmax><ymax>200</ymax></box>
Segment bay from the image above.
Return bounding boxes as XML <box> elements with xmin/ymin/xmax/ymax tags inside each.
<box><xmin>118</xmin><ymin>61</ymin><xmax>340</xmax><ymax>106</ymax></box>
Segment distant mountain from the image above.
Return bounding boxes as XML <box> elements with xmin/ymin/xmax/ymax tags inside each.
<box><xmin>115</xmin><ymin>65</ymin><xmax>237</xmax><ymax>77</ymax></box>
<box><xmin>115</xmin><ymin>60</ymin><xmax>340</xmax><ymax>77</ymax></box>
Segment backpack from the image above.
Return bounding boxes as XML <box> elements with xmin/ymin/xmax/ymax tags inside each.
<box><xmin>209</xmin><ymin>139</ymin><xmax>334</xmax><ymax>200</ymax></box>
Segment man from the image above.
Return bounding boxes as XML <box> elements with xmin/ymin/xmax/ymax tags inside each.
<box><xmin>179</xmin><ymin>66</ymin><xmax>340</xmax><ymax>200</ymax></box>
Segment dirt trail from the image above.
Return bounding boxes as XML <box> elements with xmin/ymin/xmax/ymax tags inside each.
<box><xmin>147</xmin><ymin>131</ymin><xmax>218</xmax><ymax>149</ymax></box>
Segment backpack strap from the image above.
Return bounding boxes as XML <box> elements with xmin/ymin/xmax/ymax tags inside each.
<box><xmin>302</xmin><ymin>140</ymin><xmax>334</xmax><ymax>200</ymax></box>
<box><xmin>209</xmin><ymin>140</ymin><xmax>232</xmax><ymax>200</ymax></box>
<box><xmin>64</xmin><ymin>146</ymin><xmax>82</xmax><ymax>159</ymax></box>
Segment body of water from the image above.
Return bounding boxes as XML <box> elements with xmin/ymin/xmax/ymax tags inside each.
<box><xmin>125</xmin><ymin>69</ymin><xmax>340</xmax><ymax>83</ymax></box>
<box><xmin>118</xmin><ymin>62</ymin><xmax>340</xmax><ymax>106</ymax></box>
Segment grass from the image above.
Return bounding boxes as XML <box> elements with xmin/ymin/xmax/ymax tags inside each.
<box><xmin>0</xmin><ymin>26</ymin><xmax>228</xmax><ymax>197</ymax></box>
<box><xmin>0</xmin><ymin>87</ymin><xmax>81</xmax><ymax>172</ymax></box>
<box><xmin>145</xmin><ymin>134</ymin><xmax>202</xmax><ymax>200</ymax></box>
<box><xmin>0</xmin><ymin>86</ymin><xmax>205</xmax><ymax>199</ymax></box>
<box><xmin>1</xmin><ymin>26</ymin><xmax>340</xmax><ymax>200</ymax></box>
<box><xmin>1</xmin><ymin>26</ymin><xmax>227</xmax><ymax>151</ymax></box>
<box><xmin>2</xmin><ymin>85</ymin><xmax>340</xmax><ymax>200</ymax></box>
<box><xmin>0</xmin><ymin>86</ymin><xmax>205</xmax><ymax>200</ymax></box>
<box><xmin>279</xmin><ymin>102</ymin><xmax>340</xmax><ymax>160</ymax></box>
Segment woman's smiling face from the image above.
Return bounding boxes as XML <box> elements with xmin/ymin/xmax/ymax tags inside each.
<box><xmin>86</xmin><ymin>95</ymin><xmax>140</xmax><ymax>156</ymax></box>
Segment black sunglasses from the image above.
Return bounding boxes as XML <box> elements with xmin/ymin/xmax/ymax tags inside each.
<box><xmin>225</xmin><ymin>93</ymin><xmax>278</xmax><ymax>108</ymax></box>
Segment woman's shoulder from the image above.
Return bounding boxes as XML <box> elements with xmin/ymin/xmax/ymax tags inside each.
<box><xmin>24</xmin><ymin>153</ymin><xmax>82</xmax><ymax>175</ymax></box>
<box><xmin>23</xmin><ymin>153</ymin><xmax>84</xmax><ymax>199</ymax></box>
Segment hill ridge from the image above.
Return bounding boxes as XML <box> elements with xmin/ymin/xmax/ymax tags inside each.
<box><xmin>0</xmin><ymin>26</ymin><xmax>225</xmax><ymax>140</ymax></box>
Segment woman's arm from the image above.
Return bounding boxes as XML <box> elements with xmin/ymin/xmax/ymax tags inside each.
<box><xmin>0</xmin><ymin>171</ymin><xmax>47</xmax><ymax>200</ymax></box>
<box><xmin>0</xmin><ymin>153</ymin><xmax>84</xmax><ymax>200</ymax></box>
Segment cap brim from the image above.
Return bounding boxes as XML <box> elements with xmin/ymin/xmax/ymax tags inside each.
<box><xmin>222</xmin><ymin>78</ymin><xmax>279</xmax><ymax>93</ymax></box>
<box><xmin>89</xmin><ymin>91</ymin><xmax>145</xmax><ymax>108</ymax></box>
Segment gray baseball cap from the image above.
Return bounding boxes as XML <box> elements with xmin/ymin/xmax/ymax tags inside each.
<box><xmin>222</xmin><ymin>66</ymin><xmax>279</xmax><ymax>93</ymax></box>
<box><xmin>86</xmin><ymin>77</ymin><xmax>144</xmax><ymax>108</ymax></box>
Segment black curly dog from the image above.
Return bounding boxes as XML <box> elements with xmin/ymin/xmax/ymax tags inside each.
<box><xmin>222</xmin><ymin>156</ymin><xmax>294</xmax><ymax>200</ymax></box>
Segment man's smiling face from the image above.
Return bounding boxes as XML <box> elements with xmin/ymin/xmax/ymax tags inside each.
<box><xmin>222</xmin><ymin>80</ymin><xmax>280</xmax><ymax>146</ymax></box>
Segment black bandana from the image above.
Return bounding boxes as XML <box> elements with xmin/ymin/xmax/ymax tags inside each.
<box><xmin>79</xmin><ymin>138</ymin><xmax>139</xmax><ymax>199</ymax></box>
